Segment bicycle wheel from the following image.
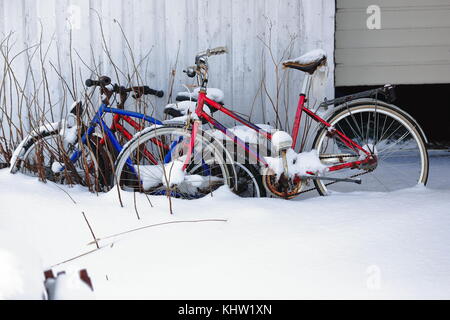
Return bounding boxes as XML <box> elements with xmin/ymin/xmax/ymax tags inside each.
<box><xmin>11</xmin><ymin>129</ymin><xmax>110</xmax><ymax>191</ymax></box>
<box><xmin>232</xmin><ymin>163</ymin><xmax>265</xmax><ymax>198</ymax></box>
<box><xmin>312</xmin><ymin>104</ymin><xmax>429</xmax><ymax>195</ymax></box>
<box><xmin>114</xmin><ymin>125</ymin><xmax>232</xmax><ymax>199</ymax></box>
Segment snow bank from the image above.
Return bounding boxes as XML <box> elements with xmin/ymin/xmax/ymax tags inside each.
<box><xmin>1</xmin><ymin>150</ymin><xmax>450</xmax><ymax>299</ymax></box>
<box><xmin>0</xmin><ymin>233</ymin><xmax>45</xmax><ymax>300</ymax></box>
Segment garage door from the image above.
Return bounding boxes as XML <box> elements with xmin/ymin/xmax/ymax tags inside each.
<box><xmin>336</xmin><ymin>0</ymin><xmax>450</xmax><ymax>86</ymax></box>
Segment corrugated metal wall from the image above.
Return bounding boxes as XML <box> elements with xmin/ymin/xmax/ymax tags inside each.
<box><xmin>336</xmin><ymin>0</ymin><xmax>450</xmax><ymax>86</ymax></box>
<box><xmin>0</xmin><ymin>0</ymin><xmax>334</xmax><ymax>130</ymax></box>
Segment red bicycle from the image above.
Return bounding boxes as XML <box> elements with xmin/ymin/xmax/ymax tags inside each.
<box><xmin>113</xmin><ymin>47</ymin><xmax>429</xmax><ymax>199</ymax></box>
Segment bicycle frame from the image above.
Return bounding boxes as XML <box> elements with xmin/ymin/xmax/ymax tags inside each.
<box><xmin>187</xmin><ymin>74</ymin><xmax>374</xmax><ymax>174</ymax></box>
<box><xmin>66</xmin><ymin>103</ymin><xmax>163</xmax><ymax>167</ymax></box>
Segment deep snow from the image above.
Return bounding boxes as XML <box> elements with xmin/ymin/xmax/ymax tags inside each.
<box><xmin>1</xmin><ymin>150</ymin><xmax>450</xmax><ymax>299</ymax></box>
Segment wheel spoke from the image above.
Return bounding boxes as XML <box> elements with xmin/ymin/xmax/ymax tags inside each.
<box><xmin>314</xmin><ymin>105</ymin><xmax>427</xmax><ymax>195</ymax></box>
<box><xmin>115</xmin><ymin>127</ymin><xmax>229</xmax><ymax>199</ymax></box>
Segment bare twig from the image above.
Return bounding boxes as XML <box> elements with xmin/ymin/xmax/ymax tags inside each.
<box><xmin>88</xmin><ymin>218</ymin><xmax>228</xmax><ymax>245</ymax></box>
<box><xmin>82</xmin><ymin>211</ymin><xmax>99</xmax><ymax>249</ymax></box>
<box><xmin>133</xmin><ymin>190</ymin><xmax>141</xmax><ymax>220</ymax></box>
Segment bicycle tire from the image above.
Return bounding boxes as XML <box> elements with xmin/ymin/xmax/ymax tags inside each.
<box><xmin>113</xmin><ymin>125</ymin><xmax>234</xmax><ymax>199</ymax></box>
<box><xmin>312</xmin><ymin>103</ymin><xmax>429</xmax><ymax>195</ymax></box>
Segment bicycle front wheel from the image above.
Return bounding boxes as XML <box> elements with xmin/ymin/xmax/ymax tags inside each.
<box><xmin>312</xmin><ymin>104</ymin><xmax>429</xmax><ymax>195</ymax></box>
<box><xmin>114</xmin><ymin>126</ymin><xmax>232</xmax><ymax>199</ymax></box>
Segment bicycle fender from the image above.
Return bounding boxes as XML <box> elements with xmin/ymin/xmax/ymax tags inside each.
<box><xmin>331</xmin><ymin>98</ymin><xmax>428</xmax><ymax>144</ymax></box>
<box><xmin>9</xmin><ymin>121</ymin><xmax>63</xmax><ymax>173</ymax></box>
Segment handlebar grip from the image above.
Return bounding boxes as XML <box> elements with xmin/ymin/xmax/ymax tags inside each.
<box><xmin>143</xmin><ymin>86</ymin><xmax>164</xmax><ymax>98</ymax></box>
<box><xmin>85</xmin><ymin>79</ymin><xmax>96</xmax><ymax>87</ymax></box>
<box><xmin>85</xmin><ymin>76</ymin><xmax>111</xmax><ymax>87</ymax></box>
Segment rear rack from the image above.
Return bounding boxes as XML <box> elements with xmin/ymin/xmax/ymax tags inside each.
<box><xmin>319</xmin><ymin>84</ymin><xmax>396</xmax><ymax>109</ymax></box>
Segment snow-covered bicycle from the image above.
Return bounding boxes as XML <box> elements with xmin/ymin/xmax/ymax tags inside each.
<box><xmin>9</xmin><ymin>76</ymin><xmax>164</xmax><ymax>191</ymax></box>
<box><xmin>113</xmin><ymin>46</ymin><xmax>429</xmax><ymax>199</ymax></box>
<box><xmin>8</xmin><ymin>76</ymin><xmax>253</xmax><ymax>198</ymax></box>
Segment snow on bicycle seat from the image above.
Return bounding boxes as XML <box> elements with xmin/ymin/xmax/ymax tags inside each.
<box><xmin>282</xmin><ymin>49</ymin><xmax>327</xmax><ymax>74</ymax></box>
<box><xmin>163</xmin><ymin>100</ymin><xmax>212</xmax><ymax>124</ymax></box>
<box><xmin>176</xmin><ymin>87</ymin><xmax>224</xmax><ymax>104</ymax></box>
<box><xmin>164</xmin><ymin>100</ymin><xmax>197</xmax><ymax>118</ymax></box>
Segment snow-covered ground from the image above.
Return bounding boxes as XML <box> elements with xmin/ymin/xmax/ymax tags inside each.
<box><xmin>1</xmin><ymin>149</ymin><xmax>450</xmax><ymax>299</ymax></box>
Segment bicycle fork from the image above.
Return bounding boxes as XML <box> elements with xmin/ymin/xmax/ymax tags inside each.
<box><xmin>182</xmin><ymin>120</ymin><xmax>201</xmax><ymax>171</ymax></box>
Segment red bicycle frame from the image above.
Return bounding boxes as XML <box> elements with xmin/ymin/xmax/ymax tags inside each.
<box><xmin>99</xmin><ymin>113</ymin><xmax>165</xmax><ymax>165</ymax></box>
<box><xmin>187</xmin><ymin>83</ymin><xmax>374</xmax><ymax>174</ymax></box>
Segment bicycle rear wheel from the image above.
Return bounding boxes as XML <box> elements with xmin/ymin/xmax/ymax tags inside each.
<box><xmin>232</xmin><ymin>163</ymin><xmax>265</xmax><ymax>198</ymax></box>
<box><xmin>114</xmin><ymin>126</ymin><xmax>233</xmax><ymax>199</ymax></box>
<box><xmin>312</xmin><ymin>104</ymin><xmax>429</xmax><ymax>195</ymax></box>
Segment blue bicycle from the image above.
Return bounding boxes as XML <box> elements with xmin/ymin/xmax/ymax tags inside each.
<box><xmin>10</xmin><ymin>76</ymin><xmax>165</xmax><ymax>191</ymax></box>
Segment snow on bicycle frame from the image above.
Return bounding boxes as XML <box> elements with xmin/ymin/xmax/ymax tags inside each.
<box><xmin>53</xmin><ymin>77</ymin><xmax>165</xmax><ymax>176</ymax></box>
<box><xmin>179</xmin><ymin>47</ymin><xmax>379</xmax><ymax>196</ymax></box>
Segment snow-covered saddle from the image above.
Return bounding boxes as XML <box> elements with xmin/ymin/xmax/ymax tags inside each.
<box><xmin>164</xmin><ymin>100</ymin><xmax>197</xmax><ymax>118</ymax></box>
<box><xmin>282</xmin><ymin>49</ymin><xmax>327</xmax><ymax>74</ymax></box>
<box><xmin>175</xmin><ymin>87</ymin><xmax>224</xmax><ymax>104</ymax></box>
<box><xmin>164</xmin><ymin>87</ymin><xmax>224</xmax><ymax>118</ymax></box>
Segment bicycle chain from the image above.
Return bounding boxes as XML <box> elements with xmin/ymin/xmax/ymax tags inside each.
<box><xmin>296</xmin><ymin>153</ymin><xmax>363</xmax><ymax>195</ymax></box>
<box><xmin>265</xmin><ymin>153</ymin><xmax>365</xmax><ymax>197</ymax></box>
<box><xmin>292</xmin><ymin>151</ymin><xmax>370</xmax><ymax>196</ymax></box>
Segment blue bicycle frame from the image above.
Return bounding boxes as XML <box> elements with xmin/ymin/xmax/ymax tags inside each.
<box><xmin>61</xmin><ymin>100</ymin><xmax>210</xmax><ymax>197</ymax></box>
<box><xmin>65</xmin><ymin>103</ymin><xmax>162</xmax><ymax>168</ymax></box>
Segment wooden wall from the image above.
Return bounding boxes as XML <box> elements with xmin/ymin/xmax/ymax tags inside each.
<box><xmin>0</xmin><ymin>0</ymin><xmax>334</xmax><ymax>131</ymax></box>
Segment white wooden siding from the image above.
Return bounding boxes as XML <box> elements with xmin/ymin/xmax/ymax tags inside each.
<box><xmin>0</xmin><ymin>0</ymin><xmax>334</xmax><ymax>131</ymax></box>
<box><xmin>336</xmin><ymin>0</ymin><xmax>450</xmax><ymax>86</ymax></box>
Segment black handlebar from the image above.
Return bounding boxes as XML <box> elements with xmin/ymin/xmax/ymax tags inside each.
<box><xmin>85</xmin><ymin>76</ymin><xmax>111</xmax><ymax>88</ymax></box>
<box><xmin>142</xmin><ymin>86</ymin><xmax>164</xmax><ymax>98</ymax></box>
<box><xmin>85</xmin><ymin>77</ymin><xmax>164</xmax><ymax>98</ymax></box>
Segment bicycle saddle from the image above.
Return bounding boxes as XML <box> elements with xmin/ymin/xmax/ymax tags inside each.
<box><xmin>163</xmin><ymin>100</ymin><xmax>211</xmax><ymax>124</ymax></box>
<box><xmin>164</xmin><ymin>101</ymin><xmax>196</xmax><ymax>118</ymax></box>
<box><xmin>282</xmin><ymin>49</ymin><xmax>327</xmax><ymax>74</ymax></box>
<box><xmin>175</xmin><ymin>87</ymin><xmax>224</xmax><ymax>105</ymax></box>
